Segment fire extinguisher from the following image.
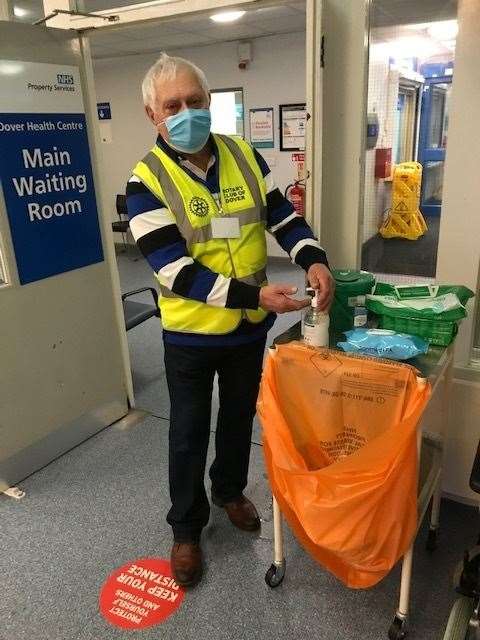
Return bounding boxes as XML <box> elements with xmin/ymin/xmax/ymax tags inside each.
<box><xmin>285</xmin><ymin>180</ymin><xmax>306</xmax><ymax>216</ymax></box>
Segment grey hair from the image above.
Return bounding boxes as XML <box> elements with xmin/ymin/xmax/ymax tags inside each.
<box><xmin>141</xmin><ymin>52</ymin><xmax>210</xmax><ymax>108</ymax></box>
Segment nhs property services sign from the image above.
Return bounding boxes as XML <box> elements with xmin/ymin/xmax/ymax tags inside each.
<box><xmin>0</xmin><ymin>61</ymin><xmax>103</xmax><ymax>285</ymax></box>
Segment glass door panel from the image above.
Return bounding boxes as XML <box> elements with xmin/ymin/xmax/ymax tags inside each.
<box><xmin>418</xmin><ymin>78</ymin><xmax>452</xmax><ymax>215</ymax></box>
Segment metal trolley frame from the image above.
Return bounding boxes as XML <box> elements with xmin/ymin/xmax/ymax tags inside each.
<box><xmin>263</xmin><ymin>323</ymin><xmax>454</xmax><ymax>640</ymax></box>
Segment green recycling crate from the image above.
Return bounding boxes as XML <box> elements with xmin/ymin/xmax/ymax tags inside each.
<box><xmin>329</xmin><ymin>269</ymin><xmax>376</xmax><ymax>333</ymax></box>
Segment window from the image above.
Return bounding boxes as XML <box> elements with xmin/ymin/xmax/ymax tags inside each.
<box><xmin>210</xmin><ymin>88</ymin><xmax>244</xmax><ymax>136</ymax></box>
<box><xmin>422</xmin><ymin>160</ymin><xmax>445</xmax><ymax>206</ymax></box>
<box><xmin>392</xmin><ymin>83</ymin><xmax>420</xmax><ymax>164</ymax></box>
<box><xmin>361</xmin><ymin>1</ymin><xmax>457</xmax><ymax>282</ymax></box>
<box><xmin>427</xmin><ymin>83</ymin><xmax>451</xmax><ymax>149</ymax></box>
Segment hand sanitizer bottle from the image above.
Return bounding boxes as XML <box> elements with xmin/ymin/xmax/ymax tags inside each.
<box><xmin>303</xmin><ymin>291</ymin><xmax>329</xmax><ymax>347</ymax></box>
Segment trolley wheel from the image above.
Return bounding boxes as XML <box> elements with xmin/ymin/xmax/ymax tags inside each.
<box><xmin>388</xmin><ymin>615</ymin><xmax>408</xmax><ymax>640</ymax></box>
<box><xmin>442</xmin><ymin>596</ymin><xmax>475</xmax><ymax>640</ymax></box>
<box><xmin>426</xmin><ymin>528</ymin><xmax>438</xmax><ymax>552</ymax></box>
<box><xmin>265</xmin><ymin>560</ymin><xmax>286</xmax><ymax>588</ymax></box>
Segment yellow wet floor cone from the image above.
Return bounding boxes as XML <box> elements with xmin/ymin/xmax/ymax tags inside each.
<box><xmin>380</xmin><ymin>162</ymin><xmax>428</xmax><ymax>240</ymax></box>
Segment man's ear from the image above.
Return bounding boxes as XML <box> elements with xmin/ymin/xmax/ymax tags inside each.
<box><xmin>145</xmin><ymin>105</ymin><xmax>156</xmax><ymax>125</ymax></box>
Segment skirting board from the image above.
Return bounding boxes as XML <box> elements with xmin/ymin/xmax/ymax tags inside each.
<box><xmin>0</xmin><ymin>396</ymin><xmax>128</xmax><ymax>493</ymax></box>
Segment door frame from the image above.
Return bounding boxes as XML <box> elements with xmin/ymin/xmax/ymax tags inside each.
<box><xmin>39</xmin><ymin>0</ymin><xmax>322</xmax><ymax>234</ymax></box>
<box><xmin>418</xmin><ymin>75</ymin><xmax>452</xmax><ymax>216</ymax></box>
<box><xmin>394</xmin><ymin>80</ymin><xmax>421</xmax><ymax>164</ymax></box>
<box><xmin>0</xmin><ymin>20</ymin><xmax>132</xmax><ymax>491</ymax></box>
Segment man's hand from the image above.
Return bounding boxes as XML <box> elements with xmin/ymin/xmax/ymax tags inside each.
<box><xmin>307</xmin><ymin>264</ymin><xmax>335</xmax><ymax>311</ymax></box>
<box><xmin>259</xmin><ymin>284</ymin><xmax>310</xmax><ymax>314</ymax></box>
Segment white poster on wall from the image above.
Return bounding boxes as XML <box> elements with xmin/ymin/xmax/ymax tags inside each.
<box><xmin>280</xmin><ymin>103</ymin><xmax>306</xmax><ymax>151</ymax></box>
<box><xmin>249</xmin><ymin>107</ymin><xmax>274</xmax><ymax>148</ymax></box>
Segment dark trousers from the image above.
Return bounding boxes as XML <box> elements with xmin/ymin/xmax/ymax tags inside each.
<box><xmin>163</xmin><ymin>338</ymin><xmax>266</xmax><ymax>543</ymax></box>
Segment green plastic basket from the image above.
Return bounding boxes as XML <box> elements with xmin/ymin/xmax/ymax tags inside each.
<box><xmin>379</xmin><ymin>315</ymin><xmax>458</xmax><ymax>346</ymax></box>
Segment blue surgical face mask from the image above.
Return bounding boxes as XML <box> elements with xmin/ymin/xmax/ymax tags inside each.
<box><xmin>162</xmin><ymin>108</ymin><xmax>211</xmax><ymax>154</ymax></box>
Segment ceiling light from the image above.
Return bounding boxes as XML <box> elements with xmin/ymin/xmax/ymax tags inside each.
<box><xmin>210</xmin><ymin>10</ymin><xmax>246</xmax><ymax>23</ymax></box>
<box><xmin>427</xmin><ymin>20</ymin><xmax>458</xmax><ymax>42</ymax></box>
<box><xmin>377</xmin><ymin>36</ymin><xmax>440</xmax><ymax>60</ymax></box>
<box><xmin>13</xmin><ymin>6</ymin><xmax>28</xmax><ymax>18</ymax></box>
<box><xmin>0</xmin><ymin>62</ymin><xmax>24</xmax><ymax>75</ymax></box>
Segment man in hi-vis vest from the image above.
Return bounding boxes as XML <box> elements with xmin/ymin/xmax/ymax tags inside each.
<box><xmin>126</xmin><ymin>53</ymin><xmax>334</xmax><ymax>587</ymax></box>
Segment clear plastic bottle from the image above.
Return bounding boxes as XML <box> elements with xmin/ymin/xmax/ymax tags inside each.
<box><xmin>303</xmin><ymin>293</ymin><xmax>330</xmax><ymax>347</ymax></box>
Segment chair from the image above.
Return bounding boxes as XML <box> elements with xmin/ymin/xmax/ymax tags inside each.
<box><xmin>122</xmin><ymin>287</ymin><xmax>160</xmax><ymax>331</ymax></box>
<box><xmin>112</xmin><ymin>194</ymin><xmax>130</xmax><ymax>253</ymax></box>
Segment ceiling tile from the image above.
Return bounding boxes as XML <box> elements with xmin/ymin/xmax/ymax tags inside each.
<box><xmin>252</xmin><ymin>15</ymin><xmax>306</xmax><ymax>33</ymax></box>
<box><xmin>99</xmin><ymin>40</ymin><xmax>158</xmax><ymax>54</ymax></box>
<box><xmin>198</xmin><ymin>24</ymin><xmax>268</xmax><ymax>41</ymax></box>
<box><xmin>289</xmin><ymin>3</ymin><xmax>306</xmax><ymax>14</ymax></box>
<box><xmin>372</xmin><ymin>0</ymin><xmax>457</xmax><ymax>27</ymax></box>
<box><xmin>88</xmin><ymin>31</ymin><xmax>137</xmax><ymax>46</ymax></box>
<box><xmin>88</xmin><ymin>2</ymin><xmax>307</xmax><ymax>58</ymax></box>
<box><xmin>92</xmin><ymin>46</ymin><xmax>132</xmax><ymax>59</ymax></box>
<box><xmin>123</xmin><ymin>32</ymin><xmax>214</xmax><ymax>50</ymax></box>
<box><xmin>117</xmin><ymin>22</ymin><xmax>185</xmax><ymax>40</ymax></box>
<box><xmin>167</xmin><ymin>13</ymin><xmax>217</xmax><ymax>30</ymax></box>
<box><xmin>158</xmin><ymin>31</ymin><xmax>217</xmax><ymax>46</ymax></box>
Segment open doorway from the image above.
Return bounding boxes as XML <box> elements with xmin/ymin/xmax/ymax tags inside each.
<box><xmin>67</xmin><ymin>1</ymin><xmax>308</xmax><ymax>414</ymax></box>
<box><xmin>79</xmin><ymin>1</ymin><xmax>306</xmax><ymax>259</ymax></box>
<box><xmin>361</xmin><ymin>0</ymin><xmax>457</xmax><ymax>283</ymax></box>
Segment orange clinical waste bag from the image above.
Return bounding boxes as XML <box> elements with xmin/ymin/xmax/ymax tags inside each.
<box><xmin>257</xmin><ymin>342</ymin><xmax>431</xmax><ymax>589</ymax></box>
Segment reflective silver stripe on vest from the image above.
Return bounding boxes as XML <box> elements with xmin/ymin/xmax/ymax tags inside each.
<box><xmin>216</xmin><ymin>134</ymin><xmax>267</xmax><ymax>224</ymax></box>
<box><xmin>141</xmin><ymin>152</ymin><xmax>192</xmax><ymax>239</ymax></box>
<box><xmin>140</xmin><ymin>136</ymin><xmax>266</xmax><ymax>245</ymax></box>
<box><xmin>158</xmin><ymin>268</ymin><xmax>267</xmax><ymax>300</ymax></box>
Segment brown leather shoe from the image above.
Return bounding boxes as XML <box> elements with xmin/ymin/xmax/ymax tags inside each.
<box><xmin>170</xmin><ymin>543</ymin><xmax>203</xmax><ymax>588</ymax></box>
<box><xmin>213</xmin><ymin>494</ymin><xmax>261</xmax><ymax>532</ymax></box>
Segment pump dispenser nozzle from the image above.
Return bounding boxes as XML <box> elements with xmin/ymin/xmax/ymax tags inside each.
<box><xmin>306</xmin><ymin>287</ymin><xmax>318</xmax><ymax>308</ymax></box>
<box><xmin>303</xmin><ymin>287</ymin><xmax>329</xmax><ymax>347</ymax></box>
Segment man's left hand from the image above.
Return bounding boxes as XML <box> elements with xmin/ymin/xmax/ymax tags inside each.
<box><xmin>307</xmin><ymin>264</ymin><xmax>335</xmax><ymax>311</ymax></box>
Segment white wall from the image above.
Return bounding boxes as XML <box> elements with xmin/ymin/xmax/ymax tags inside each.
<box><xmin>321</xmin><ymin>0</ymin><xmax>369</xmax><ymax>270</ymax></box>
<box><xmin>362</xmin><ymin>54</ymin><xmax>399</xmax><ymax>242</ymax></box>
<box><xmin>92</xmin><ymin>32</ymin><xmax>306</xmax><ymax>256</ymax></box>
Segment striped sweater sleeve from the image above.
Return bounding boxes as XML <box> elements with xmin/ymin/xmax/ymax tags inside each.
<box><xmin>252</xmin><ymin>148</ymin><xmax>329</xmax><ymax>271</ymax></box>
<box><xmin>125</xmin><ymin>176</ymin><xmax>259</xmax><ymax>310</ymax></box>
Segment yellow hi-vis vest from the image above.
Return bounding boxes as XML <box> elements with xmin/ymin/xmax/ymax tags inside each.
<box><xmin>133</xmin><ymin>134</ymin><xmax>269</xmax><ymax>334</ymax></box>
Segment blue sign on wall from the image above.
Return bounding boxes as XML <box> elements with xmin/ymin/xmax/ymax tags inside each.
<box><xmin>97</xmin><ymin>102</ymin><xmax>111</xmax><ymax>120</ymax></box>
<box><xmin>0</xmin><ymin>112</ymin><xmax>104</xmax><ymax>284</ymax></box>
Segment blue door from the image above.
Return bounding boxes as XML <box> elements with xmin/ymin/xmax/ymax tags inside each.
<box><xmin>418</xmin><ymin>76</ymin><xmax>453</xmax><ymax>216</ymax></box>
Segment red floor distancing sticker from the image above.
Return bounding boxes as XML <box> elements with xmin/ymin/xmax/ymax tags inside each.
<box><xmin>99</xmin><ymin>558</ymin><xmax>185</xmax><ymax>629</ymax></box>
